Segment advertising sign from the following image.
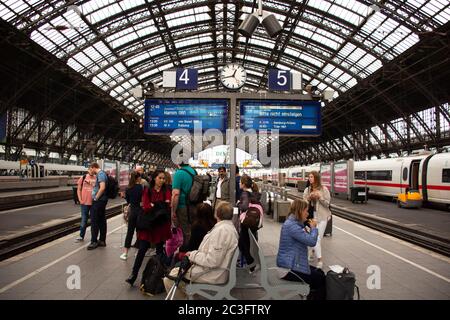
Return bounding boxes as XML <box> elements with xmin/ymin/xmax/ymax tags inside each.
<box><xmin>103</xmin><ymin>160</ymin><xmax>117</xmax><ymax>179</ymax></box>
<box><xmin>320</xmin><ymin>163</ymin><xmax>332</xmax><ymax>190</ymax></box>
<box><xmin>119</xmin><ymin>163</ymin><xmax>130</xmax><ymax>191</ymax></box>
<box><xmin>334</xmin><ymin>162</ymin><xmax>348</xmax><ymax>194</ymax></box>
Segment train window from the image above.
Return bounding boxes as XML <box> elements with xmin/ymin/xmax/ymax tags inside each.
<box><xmin>443</xmin><ymin>169</ymin><xmax>450</xmax><ymax>183</ymax></box>
<box><xmin>403</xmin><ymin>168</ymin><xmax>408</xmax><ymax>181</ymax></box>
<box><xmin>354</xmin><ymin>171</ymin><xmax>366</xmax><ymax>180</ymax></box>
<box><xmin>366</xmin><ymin>170</ymin><xmax>392</xmax><ymax>181</ymax></box>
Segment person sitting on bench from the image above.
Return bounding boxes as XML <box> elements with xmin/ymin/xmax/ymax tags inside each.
<box><xmin>163</xmin><ymin>202</ymin><xmax>238</xmax><ymax>300</ymax></box>
<box><xmin>276</xmin><ymin>199</ymin><xmax>327</xmax><ymax>300</ymax></box>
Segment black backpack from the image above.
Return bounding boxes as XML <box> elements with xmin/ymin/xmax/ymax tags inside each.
<box><xmin>105</xmin><ymin>174</ymin><xmax>119</xmax><ymax>199</ymax></box>
<box><xmin>180</xmin><ymin>168</ymin><xmax>211</xmax><ymax>204</ymax></box>
<box><xmin>140</xmin><ymin>255</ymin><xmax>167</xmax><ymax>296</ymax></box>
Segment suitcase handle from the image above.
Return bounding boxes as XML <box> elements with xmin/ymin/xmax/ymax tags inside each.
<box><xmin>354</xmin><ymin>284</ymin><xmax>360</xmax><ymax>300</ymax></box>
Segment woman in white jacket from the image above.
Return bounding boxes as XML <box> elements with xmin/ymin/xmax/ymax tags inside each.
<box><xmin>303</xmin><ymin>171</ymin><xmax>331</xmax><ymax>269</ymax></box>
<box><xmin>163</xmin><ymin>202</ymin><xmax>238</xmax><ymax>299</ymax></box>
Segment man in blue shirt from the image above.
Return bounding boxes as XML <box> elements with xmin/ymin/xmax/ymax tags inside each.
<box><xmin>87</xmin><ymin>162</ymin><xmax>109</xmax><ymax>250</ymax></box>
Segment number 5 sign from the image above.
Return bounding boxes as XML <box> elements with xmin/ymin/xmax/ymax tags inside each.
<box><xmin>176</xmin><ymin>68</ymin><xmax>198</xmax><ymax>90</ymax></box>
<box><xmin>269</xmin><ymin>69</ymin><xmax>294</xmax><ymax>91</ymax></box>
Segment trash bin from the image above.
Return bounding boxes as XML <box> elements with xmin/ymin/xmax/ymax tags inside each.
<box><xmin>350</xmin><ymin>187</ymin><xmax>369</xmax><ymax>204</ymax></box>
<box><xmin>274</xmin><ymin>199</ymin><xmax>290</xmax><ymax>223</ymax></box>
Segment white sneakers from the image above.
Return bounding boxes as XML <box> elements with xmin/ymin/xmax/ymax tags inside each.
<box><xmin>75</xmin><ymin>237</ymin><xmax>83</xmax><ymax>242</ymax></box>
<box><xmin>120</xmin><ymin>253</ymin><xmax>128</xmax><ymax>260</ymax></box>
<box><xmin>308</xmin><ymin>251</ymin><xmax>315</xmax><ymax>262</ymax></box>
<box><xmin>316</xmin><ymin>261</ymin><xmax>323</xmax><ymax>269</ymax></box>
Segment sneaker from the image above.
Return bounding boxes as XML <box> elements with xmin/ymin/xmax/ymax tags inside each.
<box><xmin>75</xmin><ymin>237</ymin><xmax>84</xmax><ymax>242</ymax></box>
<box><xmin>87</xmin><ymin>242</ymin><xmax>98</xmax><ymax>250</ymax></box>
<box><xmin>120</xmin><ymin>253</ymin><xmax>128</xmax><ymax>260</ymax></box>
<box><xmin>98</xmin><ymin>241</ymin><xmax>106</xmax><ymax>247</ymax></box>
<box><xmin>246</xmin><ymin>261</ymin><xmax>257</xmax><ymax>274</ymax></box>
<box><xmin>308</xmin><ymin>251</ymin><xmax>315</xmax><ymax>262</ymax></box>
<box><xmin>316</xmin><ymin>261</ymin><xmax>323</xmax><ymax>269</ymax></box>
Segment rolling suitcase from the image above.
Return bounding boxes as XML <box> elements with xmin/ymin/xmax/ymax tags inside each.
<box><xmin>324</xmin><ymin>215</ymin><xmax>332</xmax><ymax>236</ymax></box>
<box><xmin>326</xmin><ymin>268</ymin><xmax>360</xmax><ymax>300</ymax></box>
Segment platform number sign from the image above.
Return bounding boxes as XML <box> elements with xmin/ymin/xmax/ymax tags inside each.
<box><xmin>176</xmin><ymin>68</ymin><xmax>198</xmax><ymax>90</ymax></box>
<box><xmin>268</xmin><ymin>69</ymin><xmax>291</xmax><ymax>91</ymax></box>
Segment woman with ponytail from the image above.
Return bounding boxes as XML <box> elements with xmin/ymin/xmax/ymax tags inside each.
<box><xmin>237</xmin><ymin>174</ymin><xmax>262</xmax><ymax>273</ymax></box>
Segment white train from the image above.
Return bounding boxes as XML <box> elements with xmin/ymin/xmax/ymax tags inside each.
<box><xmin>354</xmin><ymin>152</ymin><xmax>450</xmax><ymax>205</ymax></box>
<box><xmin>0</xmin><ymin>160</ymin><xmax>87</xmax><ymax>178</ymax></box>
<box><xmin>248</xmin><ymin>152</ymin><xmax>450</xmax><ymax>206</ymax></box>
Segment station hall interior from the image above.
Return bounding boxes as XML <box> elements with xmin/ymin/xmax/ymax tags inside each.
<box><xmin>0</xmin><ymin>0</ymin><xmax>449</xmax><ymax>302</ymax></box>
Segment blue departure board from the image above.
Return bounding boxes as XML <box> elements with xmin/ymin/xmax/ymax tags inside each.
<box><xmin>144</xmin><ymin>99</ymin><xmax>228</xmax><ymax>133</ymax></box>
<box><xmin>0</xmin><ymin>113</ymin><xmax>6</xmax><ymax>143</ymax></box>
<box><xmin>239</xmin><ymin>100</ymin><xmax>321</xmax><ymax>136</ymax></box>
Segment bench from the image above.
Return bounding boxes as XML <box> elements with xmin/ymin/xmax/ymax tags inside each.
<box><xmin>184</xmin><ymin>229</ymin><xmax>309</xmax><ymax>300</ymax></box>
<box><xmin>185</xmin><ymin>247</ymin><xmax>240</xmax><ymax>300</ymax></box>
<box><xmin>245</xmin><ymin>229</ymin><xmax>310</xmax><ymax>300</ymax></box>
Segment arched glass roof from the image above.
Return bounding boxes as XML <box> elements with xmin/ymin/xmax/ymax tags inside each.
<box><xmin>1</xmin><ymin>0</ymin><xmax>448</xmax><ymax>116</ymax></box>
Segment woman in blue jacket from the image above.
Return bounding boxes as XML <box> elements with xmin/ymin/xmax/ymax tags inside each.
<box><xmin>277</xmin><ymin>199</ymin><xmax>326</xmax><ymax>299</ymax></box>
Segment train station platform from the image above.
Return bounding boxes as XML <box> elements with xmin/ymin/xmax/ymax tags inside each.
<box><xmin>0</xmin><ymin>210</ymin><xmax>448</xmax><ymax>300</ymax></box>
<box><xmin>0</xmin><ymin>187</ymin><xmax>74</xmax><ymax>211</ymax></box>
<box><xmin>277</xmin><ymin>187</ymin><xmax>450</xmax><ymax>248</ymax></box>
<box><xmin>0</xmin><ymin>198</ymin><xmax>124</xmax><ymax>241</ymax></box>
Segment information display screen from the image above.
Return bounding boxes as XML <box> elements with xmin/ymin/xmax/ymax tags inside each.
<box><xmin>239</xmin><ymin>100</ymin><xmax>321</xmax><ymax>135</ymax></box>
<box><xmin>0</xmin><ymin>113</ymin><xmax>6</xmax><ymax>143</ymax></box>
<box><xmin>145</xmin><ymin>99</ymin><xmax>228</xmax><ymax>133</ymax></box>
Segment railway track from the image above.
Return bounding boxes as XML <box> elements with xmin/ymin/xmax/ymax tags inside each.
<box><xmin>263</xmin><ymin>185</ymin><xmax>450</xmax><ymax>257</ymax></box>
<box><xmin>0</xmin><ymin>204</ymin><xmax>123</xmax><ymax>261</ymax></box>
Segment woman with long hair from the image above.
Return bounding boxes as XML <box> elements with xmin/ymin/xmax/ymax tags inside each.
<box><xmin>303</xmin><ymin>171</ymin><xmax>331</xmax><ymax>269</ymax></box>
<box><xmin>237</xmin><ymin>174</ymin><xmax>261</xmax><ymax>273</ymax></box>
<box><xmin>277</xmin><ymin>199</ymin><xmax>326</xmax><ymax>299</ymax></box>
<box><xmin>126</xmin><ymin>170</ymin><xmax>172</xmax><ymax>286</ymax></box>
<box><xmin>178</xmin><ymin>202</ymin><xmax>216</xmax><ymax>255</ymax></box>
<box><xmin>120</xmin><ymin>171</ymin><xmax>143</xmax><ymax>260</ymax></box>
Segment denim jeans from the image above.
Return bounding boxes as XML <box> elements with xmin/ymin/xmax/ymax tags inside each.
<box><xmin>80</xmin><ymin>204</ymin><xmax>92</xmax><ymax>239</ymax></box>
<box><xmin>90</xmin><ymin>199</ymin><xmax>108</xmax><ymax>243</ymax></box>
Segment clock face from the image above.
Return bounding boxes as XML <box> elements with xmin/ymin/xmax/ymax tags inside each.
<box><xmin>220</xmin><ymin>63</ymin><xmax>247</xmax><ymax>90</ymax></box>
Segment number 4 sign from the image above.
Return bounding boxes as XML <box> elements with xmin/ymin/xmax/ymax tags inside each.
<box><xmin>176</xmin><ymin>68</ymin><xmax>198</xmax><ymax>90</ymax></box>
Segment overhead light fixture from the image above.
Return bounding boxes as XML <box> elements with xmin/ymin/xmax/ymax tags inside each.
<box><xmin>238</xmin><ymin>0</ymin><xmax>282</xmax><ymax>38</ymax></box>
<box><xmin>261</xmin><ymin>13</ymin><xmax>282</xmax><ymax>38</ymax></box>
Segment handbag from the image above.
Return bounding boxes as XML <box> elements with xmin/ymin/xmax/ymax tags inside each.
<box><xmin>122</xmin><ymin>204</ymin><xmax>130</xmax><ymax>222</ymax></box>
<box><xmin>136</xmin><ymin>188</ymin><xmax>170</xmax><ymax>231</ymax></box>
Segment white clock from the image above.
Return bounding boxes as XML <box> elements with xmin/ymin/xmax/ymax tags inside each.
<box><xmin>220</xmin><ymin>63</ymin><xmax>247</xmax><ymax>90</ymax></box>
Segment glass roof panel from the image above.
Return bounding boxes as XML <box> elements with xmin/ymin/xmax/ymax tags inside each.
<box><xmin>0</xmin><ymin>0</ymin><xmax>446</xmax><ymax>117</ymax></box>
<box><xmin>308</xmin><ymin>0</ymin><xmax>332</xmax><ymax>12</ymax></box>
<box><xmin>87</xmin><ymin>3</ymin><xmax>123</xmax><ymax>24</ymax></box>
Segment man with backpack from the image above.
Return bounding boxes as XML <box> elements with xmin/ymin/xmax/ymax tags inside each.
<box><xmin>171</xmin><ymin>155</ymin><xmax>211</xmax><ymax>247</ymax></box>
<box><xmin>171</xmin><ymin>158</ymin><xmax>196</xmax><ymax>247</ymax></box>
<box><xmin>87</xmin><ymin>162</ymin><xmax>110</xmax><ymax>250</ymax></box>
<box><xmin>75</xmin><ymin>167</ymin><xmax>96</xmax><ymax>242</ymax></box>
